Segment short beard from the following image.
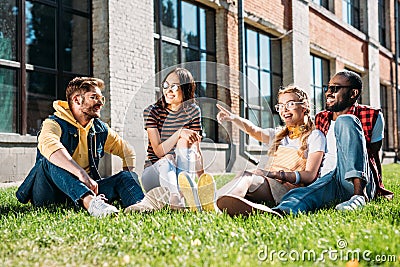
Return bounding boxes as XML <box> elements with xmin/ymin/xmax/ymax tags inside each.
<box><xmin>84</xmin><ymin>107</ymin><xmax>101</xmax><ymax>118</ymax></box>
<box><xmin>81</xmin><ymin>98</ymin><xmax>101</xmax><ymax>119</ymax></box>
<box><xmin>81</xmin><ymin>105</ymin><xmax>101</xmax><ymax>119</ymax></box>
<box><xmin>326</xmin><ymin>101</ymin><xmax>352</xmax><ymax>112</ymax></box>
<box><xmin>326</xmin><ymin>91</ymin><xmax>355</xmax><ymax>112</ymax></box>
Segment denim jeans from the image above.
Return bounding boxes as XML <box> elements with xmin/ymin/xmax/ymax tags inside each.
<box><xmin>30</xmin><ymin>157</ymin><xmax>144</xmax><ymax>208</ymax></box>
<box><xmin>141</xmin><ymin>157</ymin><xmax>179</xmax><ymax>194</ymax></box>
<box><xmin>141</xmin><ymin>148</ymin><xmax>196</xmax><ymax>194</ymax></box>
<box><xmin>274</xmin><ymin>115</ymin><xmax>373</xmax><ymax>215</ymax></box>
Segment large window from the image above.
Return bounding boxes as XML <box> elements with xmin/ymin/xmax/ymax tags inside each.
<box><xmin>0</xmin><ymin>0</ymin><xmax>91</xmax><ymax>135</ymax></box>
<box><xmin>245</xmin><ymin>27</ymin><xmax>282</xmax><ymax>146</ymax></box>
<box><xmin>312</xmin><ymin>0</ymin><xmax>329</xmax><ymax>9</ymax></box>
<box><xmin>310</xmin><ymin>55</ymin><xmax>330</xmax><ymax>115</ymax></box>
<box><xmin>154</xmin><ymin>0</ymin><xmax>216</xmax><ymax>140</ymax></box>
<box><xmin>378</xmin><ymin>0</ymin><xmax>387</xmax><ymax>47</ymax></box>
<box><xmin>342</xmin><ymin>0</ymin><xmax>360</xmax><ymax>29</ymax></box>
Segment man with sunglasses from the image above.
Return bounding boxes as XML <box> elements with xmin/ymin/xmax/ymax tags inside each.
<box><xmin>16</xmin><ymin>77</ymin><xmax>144</xmax><ymax>217</ymax></box>
<box><xmin>271</xmin><ymin>70</ymin><xmax>393</xmax><ymax>215</ymax></box>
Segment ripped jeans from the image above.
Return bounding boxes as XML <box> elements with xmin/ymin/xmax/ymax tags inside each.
<box><xmin>141</xmin><ymin>147</ymin><xmax>197</xmax><ymax>194</ymax></box>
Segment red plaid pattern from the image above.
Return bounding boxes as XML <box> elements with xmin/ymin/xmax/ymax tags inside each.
<box><xmin>315</xmin><ymin>103</ymin><xmax>393</xmax><ymax>198</ymax></box>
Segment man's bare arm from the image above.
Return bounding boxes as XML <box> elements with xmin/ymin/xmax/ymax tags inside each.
<box><xmin>370</xmin><ymin>140</ymin><xmax>383</xmax><ymax>175</ymax></box>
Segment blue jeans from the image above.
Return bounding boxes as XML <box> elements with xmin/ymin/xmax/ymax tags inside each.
<box><xmin>142</xmin><ymin>157</ymin><xmax>179</xmax><ymax>194</ymax></box>
<box><xmin>141</xmin><ymin>148</ymin><xmax>196</xmax><ymax>194</ymax></box>
<box><xmin>30</xmin><ymin>158</ymin><xmax>144</xmax><ymax>208</ymax></box>
<box><xmin>274</xmin><ymin>115</ymin><xmax>373</xmax><ymax>215</ymax></box>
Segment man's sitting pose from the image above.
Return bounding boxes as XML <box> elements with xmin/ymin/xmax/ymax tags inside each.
<box><xmin>274</xmin><ymin>70</ymin><xmax>393</xmax><ymax>214</ymax></box>
<box><xmin>16</xmin><ymin>77</ymin><xmax>144</xmax><ymax>217</ymax></box>
<box><xmin>218</xmin><ymin>70</ymin><xmax>393</xmax><ymax>216</ymax></box>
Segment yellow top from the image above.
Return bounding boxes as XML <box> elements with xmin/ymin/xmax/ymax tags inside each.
<box><xmin>266</xmin><ymin>146</ymin><xmax>307</xmax><ymax>172</ymax></box>
<box><xmin>38</xmin><ymin>100</ymin><xmax>136</xmax><ymax>172</ymax></box>
<box><xmin>264</xmin><ymin>146</ymin><xmax>307</xmax><ymax>189</ymax></box>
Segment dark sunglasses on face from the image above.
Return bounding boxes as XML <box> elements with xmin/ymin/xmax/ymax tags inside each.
<box><xmin>161</xmin><ymin>81</ymin><xmax>180</xmax><ymax>92</ymax></box>
<box><xmin>322</xmin><ymin>85</ymin><xmax>353</xmax><ymax>94</ymax></box>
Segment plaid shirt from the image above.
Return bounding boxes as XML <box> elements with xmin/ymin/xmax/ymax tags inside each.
<box><xmin>315</xmin><ymin>103</ymin><xmax>393</xmax><ymax>198</ymax></box>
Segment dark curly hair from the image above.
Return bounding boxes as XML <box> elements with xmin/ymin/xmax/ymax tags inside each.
<box><xmin>334</xmin><ymin>70</ymin><xmax>362</xmax><ymax>102</ymax></box>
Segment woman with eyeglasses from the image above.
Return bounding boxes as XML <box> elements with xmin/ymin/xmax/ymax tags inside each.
<box><xmin>216</xmin><ymin>85</ymin><xmax>326</xmax><ymax>216</ymax></box>
<box><xmin>126</xmin><ymin>68</ymin><xmax>208</xmax><ymax>212</ymax></box>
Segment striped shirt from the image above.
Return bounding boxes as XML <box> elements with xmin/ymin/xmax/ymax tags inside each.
<box><xmin>144</xmin><ymin>103</ymin><xmax>202</xmax><ymax>164</ymax></box>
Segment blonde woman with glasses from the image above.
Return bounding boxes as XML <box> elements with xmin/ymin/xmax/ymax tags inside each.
<box><xmin>216</xmin><ymin>85</ymin><xmax>326</xmax><ymax>217</ymax></box>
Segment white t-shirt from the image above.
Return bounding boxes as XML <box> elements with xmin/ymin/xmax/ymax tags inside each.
<box><xmin>319</xmin><ymin>112</ymin><xmax>384</xmax><ymax>176</ymax></box>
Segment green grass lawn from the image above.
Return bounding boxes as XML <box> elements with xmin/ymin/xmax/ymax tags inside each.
<box><xmin>0</xmin><ymin>167</ymin><xmax>399</xmax><ymax>267</ymax></box>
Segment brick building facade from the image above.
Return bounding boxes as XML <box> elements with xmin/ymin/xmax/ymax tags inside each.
<box><xmin>0</xmin><ymin>0</ymin><xmax>399</xmax><ymax>182</ymax></box>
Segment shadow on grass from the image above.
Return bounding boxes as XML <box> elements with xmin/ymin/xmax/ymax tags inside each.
<box><xmin>0</xmin><ymin>202</ymin><xmax>81</xmax><ymax>216</ymax></box>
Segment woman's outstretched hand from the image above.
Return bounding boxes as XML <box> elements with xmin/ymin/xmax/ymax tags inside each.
<box><xmin>216</xmin><ymin>104</ymin><xmax>236</xmax><ymax>123</ymax></box>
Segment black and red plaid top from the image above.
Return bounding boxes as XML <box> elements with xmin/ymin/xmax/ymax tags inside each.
<box><xmin>315</xmin><ymin>103</ymin><xmax>393</xmax><ymax>198</ymax></box>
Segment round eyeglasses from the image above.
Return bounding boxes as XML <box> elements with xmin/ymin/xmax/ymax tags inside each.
<box><xmin>275</xmin><ymin>101</ymin><xmax>304</xmax><ymax>112</ymax></box>
<box><xmin>85</xmin><ymin>94</ymin><xmax>105</xmax><ymax>104</ymax></box>
<box><xmin>161</xmin><ymin>81</ymin><xmax>180</xmax><ymax>92</ymax></box>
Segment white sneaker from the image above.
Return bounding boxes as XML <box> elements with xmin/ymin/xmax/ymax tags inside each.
<box><xmin>88</xmin><ymin>194</ymin><xmax>119</xmax><ymax>217</ymax></box>
<box><xmin>125</xmin><ymin>187</ymin><xmax>170</xmax><ymax>213</ymax></box>
<box><xmin>335</xmin><ymin>195</ymin><xmax>366</xmax><ymax>211</ymax></box>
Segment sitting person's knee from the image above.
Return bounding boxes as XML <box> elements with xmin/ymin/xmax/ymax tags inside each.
<box><xmin>159</xmin><ymin>154</ymin><xmax>175</xmax><ymax>165</ymax></box>
<box><xmin>176</xmin><ymin>137</ymin><xmax>190</xmax><ymax>148</ymax></box>
<box><xmin>119</xmin><ymin>170</ymin><xmax>139</xmax><ymax>182</ymax></box>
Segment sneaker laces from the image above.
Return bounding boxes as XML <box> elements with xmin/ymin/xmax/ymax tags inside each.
<box><xmin>335</xmin><ymin>195</ymin><xmax>366</xmax><ymax>211</ymax></box>
<box><xmin>95</xmin><ymin>194</ymin><xmax>108</xmax><ymax>202</ymax></box>
<box><xmin>90</xmin><ymin>194</ymin><xmax>109</xmax><ymax>208</ymax></box>
<box><xmin>88</xmin><ymin>194</ymin><xmax>118</xmax><ymax>217</ymax></box>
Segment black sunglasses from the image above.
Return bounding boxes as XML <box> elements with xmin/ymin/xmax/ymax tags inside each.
<box><xmin>322</xmin><ymin>85</ymin><xmax>353</xmax><ymax>93</ymax></box>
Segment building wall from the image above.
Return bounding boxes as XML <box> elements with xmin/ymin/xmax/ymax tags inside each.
<box><xmin>0</xmin><ymin>136</ymin><xmax>36</xmax><ymax>183</ymax></box>
<box><xmin>222</xmin><ymin>0</ymin><xmax>399</xmax><ymax>171</ymax></box>
<box><xmin>366</xmin><ymin>0</ymin><xmax>381</xmax><ymax>107</ymax></box>
<box><xmin>93</xmin><ymin>0</ymin><xmax>155</xmax><ymax>176</ymax></box>
<box><xmin>380</xmin><ymin>51</ymin><xmax>393</xmax><ymax>82</ymax></box>
<box><xmin>3</xmin><ymin>0</ymin><xmax>400</xmax><ymax>182</ymax></box>
<box><xmin>225</xmin><ymin>2</ymin><xmax>250</xmax><ymax>172</ymax></box>
<box><xmin>244</xmin><ymin>0</ymin><xmax>291</xmax><ymax>31</ymax></box>
<box><xmin>387</xmin><ymin>0</ymin><xmax>399</xmax><ymax>152</ymax></box>
<box><xmin>290</xmin><ymin>0</ymin><xmax>311</xmax><ymax>91</ymax></box>
<box><xmin>95</xmin><ymin>0</ymin><xmax>400</xmax><ymax>174</ymax></box>
<box><xmin>309</xmin><ymin>8</ymin><xmax>367</xmax><ymax>69</ymax></box>
<box><xmin>226</xmin><ymin>5</ymin><xmax>240</xmax><ymax>146</ymax></box>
